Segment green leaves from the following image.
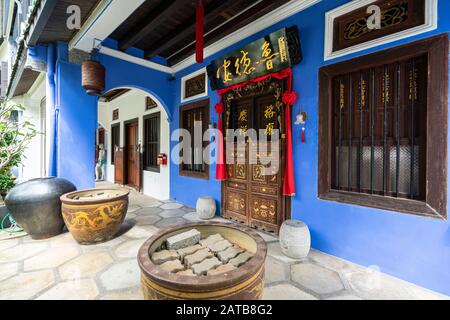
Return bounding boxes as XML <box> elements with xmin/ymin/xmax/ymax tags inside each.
<box><xmin>0</xmin><ymin>100</ymin><xmax>38</xmax><ymax>192</ymax></box>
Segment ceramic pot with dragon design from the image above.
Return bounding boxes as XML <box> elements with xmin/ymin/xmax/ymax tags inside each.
<box><xmin>5</xmin><ymin>177</ymin><xmax>76</xmax><ymax>239</ymax></box>
<box><xmin>138</xmin><ymin>222</ymin><xmax>267</xmax><ymax>300</ymax></box>
<box><xmin>60</xmin><ymin>188</ymin><xmax>129</xmax><ymax>245</ymax></box>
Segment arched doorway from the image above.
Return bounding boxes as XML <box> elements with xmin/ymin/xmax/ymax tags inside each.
<box><xmin>97</xmin><ymin>87</ymin><xmax>170</xmax><ymax>200</ymax></box>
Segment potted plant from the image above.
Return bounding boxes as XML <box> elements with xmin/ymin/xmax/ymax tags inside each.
<box><xmin>0</xmin><ymin>101</ymin><xmax>36</xmax><ymax>231</ymax></box>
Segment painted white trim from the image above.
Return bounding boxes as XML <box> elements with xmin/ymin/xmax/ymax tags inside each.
<box><xmin>69</xmin><ymin>0</ymin><xmax>146</xmax><ymax>52</ymax></box>
<box><xmin>99</xmin><ymin>46</ymin><xmax>173</xmax><ymax>74</ymax></box>
<box><xmin>324</xmin><ymin>0</ymin><xmax>438</xmax><ymax>61</ymax></box>
<box><xmin>171</xmin><ymin>0</ymin><xmax>321</xmax><ymax>73</ymax></box>
<box><xmin>180</xmin><ymin>67</ymin><xmax>208</xmax><ymax>103</ymax></box>
<box><xmin>69</xmin><ymin>0</ymin><xmax>113</xmax><ymax>50</ymax></box>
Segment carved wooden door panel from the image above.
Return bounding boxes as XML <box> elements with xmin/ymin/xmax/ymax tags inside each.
<box><xmin>222</xmin><ymin>89</ymin><xmax>288</xmax><ymax>234</ymax></box>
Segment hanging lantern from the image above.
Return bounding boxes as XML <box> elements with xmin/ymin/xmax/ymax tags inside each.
<box><xmin>82</xmin><ymin>60</ymin><xmax>105</xmax><ymax>96</ymax></box>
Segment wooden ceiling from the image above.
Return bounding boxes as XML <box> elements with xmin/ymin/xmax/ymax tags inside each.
<box><xmin>100</xmin><ymin>88</ymin><xmax>130</xmax><ymax>102</ymax></box>
<box><xmin>37</xmin><ymin>0</ymin><xmax>102</xmax><ymax>44</ymax></box>
<box><xmin>14</xmin><ymin>69</ymin><xmax>41</xmax><ymax>97</ymax></box>
<box><xmin>111</xmin><ymin>0</ymin><xmax>292</xmax><ymax>66</ymax></box>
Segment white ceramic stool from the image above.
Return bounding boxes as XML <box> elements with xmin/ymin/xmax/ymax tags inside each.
<box><xmin>196</xmin><ymin>196</ymin><xmax>216</xmax><ymax>220</ymax></box>
<box><xmin>279</xmin><ymin>219</ymin><xmax>311</xmax><ymax>259</ymax></box>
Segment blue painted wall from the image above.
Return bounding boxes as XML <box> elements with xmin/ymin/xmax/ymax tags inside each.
<box><xmin>57</xmin><ymin>61</ymin><xmax>98</xmax><ymax>190</ymax></box>
<box><xmin>167</xmin><ymin>0</ymin><xmax>450</xmax><ymax>295</ymax></box>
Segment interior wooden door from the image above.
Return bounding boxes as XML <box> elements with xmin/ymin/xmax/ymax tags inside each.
<box><xmin>126</xmin><ymin>121</ymin><xmax>140</xmax><ymax>190</ymax></box>
<box><xmin>222</xmin><ymin>84</ymin><xmax>289</xmax><ymax>234</ymax></box>
<box><xmin>114</xmin><ymin>147</ymin><xmax>125</xmax><ymax>185</ymax></box>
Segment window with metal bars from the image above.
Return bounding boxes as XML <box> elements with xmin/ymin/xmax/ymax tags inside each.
<box><xmin>318</xmin><ymin>34</ymin><xmax>448</xmax><ymax>219</ymax></box>
<box><xmin>143</xmin><ymin>112</ymin><xmax>160</xmax><ymax>172</ymax></box>
<box><xmin>179</xmin><ymin>99</ymin><xmax>210</xmax><ymax>179</ymax></box>
<box><xmin>111</xmin><ymin>123</ymin><xmax>120</xmax><ymax>165</ymax></box>
<box><xmin>331</xmin><ymin>56</ymin><xmax>426</xmax><ymax>200</ymax></box>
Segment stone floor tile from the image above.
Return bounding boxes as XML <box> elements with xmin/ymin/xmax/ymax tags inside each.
<box><xmin>308</xmin><ymin>249</ymin><xmax>351</xmax><ymax>271</ymax></box>
<box><xmin>155</xmin><ymin>217</ymin><xmax>188</xmax><ymax>229</ymax></box>
<box><xmin>99</xmin><ymin>259</ymin><xmax>141</xmax><ymax>291</ymax></box>
<box><xmin>262</xmin><ymin>283</ymin><xmax>317</xmax><ymax>300</ymax></box>
<box><xmin>344</xmin><ymin>268</ymin><xmax>449</xmax><ymax>300</ymax></box>
<box><xmin>133</xmin><ymin>214</ymin><xmax>162</xmax><ymax>226</ymax></box>
<box><xmin>59</xmin><ymin>252</ymin><xmax>113</xmax><ymax>280</ymax></box>
<box><xmin>0</xmin><ymin>270</ymin><xmax>54</xmax><ymax>300</ymax></box>
<box><xmin>160</xmin><ymin>202</ymin><xmax>184</xmax><ymax>210</ymax></box>
<box><xmin>99</xmin><ymin>287</ymin><xmax>144</xmax><ymax>300</ymax></box>
<box><xmin>127</xmin><ymin>205</ymin><xmax>141</xmax><ymax>213</ymax></box>
<box><xmin>0</xmin><ymin>238</ymin><xmax>19</xmax><ymax>252</ymax></box>
<box><xmin>264</xmin><ymin>256</ymin><xmax>289</xmax><ymax>284</ymax></box>
<box><xmin>0</xmin><ymin>230</ymin><xmax>27</xmax><ymax>240</ymax></box>
<box><xmin>140</xmin><ymin>201</ymin><xmax>163</xmax><ymax>208</ymax></box>
<box><xmin>0</xmin><ymin>242</ymin><xmax>48</xmax><ymax>263</ymax></box>
<box><xmin>256</xmin><ymin>231</ymin><xmax>278</xmax><ymax>243</ymax></box>
<box><xmin>291</xmin><ymin>262</ymin><xmax>344</xmax><ymax>295</ymax></box>
<box><xmin>36</xmin><ymin>279</ymin><xmax>99</xmax><ymax>300</ymax></box>
<box><xmin>81</xmin><ymin>236</ymin><xmax>126</xmax><ymax>253</ymax></box>
<box><xmin>114</xmin><ymin>239</ymin><xmax>145</xmax><ymax>259</ymax></box>
<box><xmin>325</xmin><ymin>294</ymin><xmax>363</xmax><ymax>300</ymax></box>
<box><xmin>183</xmin><ymin>212</ymin><xmax>202</xmax><ymax>222</ymax></box>
<box><xmin>0</xmin><ymin>262</ymin><xmax>19</xmax><ymax>281</ymax></box>
<box><xmin>181</xmin><ymin>206</ymin><xmax>196</xmax><ymax>212</ymax></box>
<box><xmin>266</xmin><ymin>242</ymin><xmax>305</xmax><ymax>264</ymax></box>
<box><xmin>24</xmin><ymin>247</ymin><xmax>79</xmax><ymax>271</ymax></box>
<box><xmin>135</xmin><ymin>207</ymin><xmax>163</xmax><ymax>216</ymax></box>
<box><xmin>49</xmin><ymin>232</ymin><xmax>79</xmax><ymax>248</ymax></box>
<box><xmin>159</xmin><ymin>209</ymin><xmax>187</xmax><ymax>218</ymax></box>
<box><xmin>125</xmin><ymin>225</ymin><xmax>159</xmax><ymax>239</ymax></box>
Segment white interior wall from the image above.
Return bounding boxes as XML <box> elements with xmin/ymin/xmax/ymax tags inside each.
<box><xmin>98</xmin><ymin>89</ymin><xmax>170</xmax><ymax>200</ymax></box>
<box><xmin>11</xmin><ymin>74</ymin><xmax>46</xmax><ymax>182</ymax></box>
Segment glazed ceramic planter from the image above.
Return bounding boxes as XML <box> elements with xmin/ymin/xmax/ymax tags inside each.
<box><xmin>138</xmin><ymin>222</ymin><xmax>267</xmax><ymax>300</ymax></box>
<box><xmin>5</xmin><ymin>177</ymin><xmax>76</xmax><ymax>239</ymax></box>
<box><xmin>60</xmin><ymin>188</ymin><xmax>129</xmax><ymax>245</ymax></box>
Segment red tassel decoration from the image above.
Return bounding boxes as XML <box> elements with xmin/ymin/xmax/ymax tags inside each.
<box><xmin>196</xmin><ymin>0</ymin><xmax>204</xmax><ymax>63</ymax></box>
<box><xmin>301</xmin><ymin>127</ymin><xmax>306</xmax><ymax>143</ymax></box>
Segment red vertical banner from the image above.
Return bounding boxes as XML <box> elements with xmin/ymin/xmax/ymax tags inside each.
<box><xmin>196</xmin><ymin>0</ymin><xmax>204</xmax><ymax>64</ymax></box>
<box><xmin>215</xmin><ymin>102</ymin><xmax>227</xmax><ymax>180</ymax></box>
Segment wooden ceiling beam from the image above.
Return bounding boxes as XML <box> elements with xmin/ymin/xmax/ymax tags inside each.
<box><xmin>144</xmin><ymin>0</ymin><xmax>246</xmax><ymax>59</ymax></box>
<box><xmin>118</xmin><ymin>0</ymin><xmax>191</xmax><ymax>51</ymax></box>
<box><xmin>167</xmin><ymin>0</ymin><xmax>291</xmax><ymax>66</ymax></box>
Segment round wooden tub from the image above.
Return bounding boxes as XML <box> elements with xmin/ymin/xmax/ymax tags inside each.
<box><xmin>138</xmin><ymin>222</ymin><xmax>267</xmax><ymax>300</ymax></box>
<box><xmin>60</xmin><ymin>188</ymin><xmax>129</xmax><ymax>245</ymax></box>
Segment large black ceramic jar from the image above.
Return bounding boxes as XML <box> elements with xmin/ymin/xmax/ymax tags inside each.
<box><xmin>5</xmin><ymin>177</ymin><xmax>76</xmax><ymax>239</ymax></box>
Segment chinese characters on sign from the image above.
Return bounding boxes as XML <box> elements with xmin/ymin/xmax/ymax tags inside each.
<box><xmin>207</xmin><ymin>27</ymin><xmax>301</xmax><ymax>90</ymax></box>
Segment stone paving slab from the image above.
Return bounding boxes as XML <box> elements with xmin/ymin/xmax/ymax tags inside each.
<box><xmin>0</xmin><ymin>181</ymin><xmax>447</xmax><ymax>300</ymax></box>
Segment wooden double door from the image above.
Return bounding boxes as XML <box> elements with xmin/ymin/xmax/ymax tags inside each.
<box><xmin>222</xmin><ymin>81</ymin><xmax>290</xmax><ymax>234</ymax></box>
<box><xmin>115</xmin><ymin>120</ymin><xmax>142</xmax><ymax>191</ymax></box>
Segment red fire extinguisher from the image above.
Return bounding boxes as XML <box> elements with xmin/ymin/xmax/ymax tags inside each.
<box><xmin>157</xmin><ymin>153</ymin><xmax>168</xmax><ymax>166</ymax></box>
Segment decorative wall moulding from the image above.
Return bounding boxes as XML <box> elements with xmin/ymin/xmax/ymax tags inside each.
<box><xmin>181</xmin><ymin>67</ymin><xmax>208</xmax><ymax>103</ymax></box>
<box><xmin>324</xmin><ymin>0</ymin><xmax>438</xmax><ymax>61</ymax></box>
<box><xmin>145</xmin><ymin>96</ymin><xmax>158</xmax><ymax>111</ymax></box>
<box><xmin>112</xmin><ymin>108</ymin><xmax>119</xmax><ymax>121</ymax></box>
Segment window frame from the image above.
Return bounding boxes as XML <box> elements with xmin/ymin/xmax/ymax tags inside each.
<box><xmin>179</xmin><ymin>98</ymin><xmax>210</xmax><ymax>180</ymax></box>
<box><xmin>318</xmin><ymin>34</ymin><xmax>448</xmax><ymax>219</ymax></box>
<box><xmin>143</xmin><ymin>112</ymin><xmax>161</xmax><ymax>173</ymax></box>
<box><xmin>110</xmin><ymin>123</ymin><xmax>120</xmax><ymax>165</ymax></box>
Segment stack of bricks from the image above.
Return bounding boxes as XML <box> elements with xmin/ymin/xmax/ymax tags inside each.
<box><xmin>151</xmin><ymin>229</ymin><xmax>254</xmax><ymax>276</ymax></box>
